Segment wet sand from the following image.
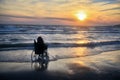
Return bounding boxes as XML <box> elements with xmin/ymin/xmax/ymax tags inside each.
<box><xmin>0</xmin><ymin>50</ymin><xmax>120</xmax><ymax>80</ymax></box>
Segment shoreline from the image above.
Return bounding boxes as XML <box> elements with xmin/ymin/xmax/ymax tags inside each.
<box><xmin>0</xmin><ymin>50</ymin><xmax>120</xmax><ymax>80</ymax></box>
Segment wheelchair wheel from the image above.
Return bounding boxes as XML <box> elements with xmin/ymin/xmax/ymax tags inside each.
<box><xmin>31</xmin><ymin>51</ymin><xmax>38</xmax><ymax>62</ymax></box>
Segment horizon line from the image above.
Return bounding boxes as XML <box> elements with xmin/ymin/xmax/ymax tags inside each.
<box><xmin>0</xmin><ymin>23</ymin><xmax>120</xmax><ymax>27</ymax></box>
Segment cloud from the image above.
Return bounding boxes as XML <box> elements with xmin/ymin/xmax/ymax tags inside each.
<box><xmin>0</xmin><ymin>14</ymin><xmax>38</xmax><ymax>19</ymax></box>
<box><xmin>0</xmin><ymin>14</ymin><xmax>75</xmax><ymax>22</ymax></box>
<box><xmin>91</xmin><ymin>0</ymin><xmax>120</xmax><ymax>6</ymax></box>
<box><xmin>92</xmin><ymin>0</ymin><xmax>119</xmax><ymax>3</ymax></box>
<box><xmin>100</xmin><ymin>7</ymin><xmax>120</xmax><ymax>11</ymax></box>
<box><xmin>29</xmin><ymin>0</ymin><xmax>49</xmax><ymax>4</ymax></box>
<box><xmin>110</xmin><ymin>13</ymin><xmax>120</xmax><ymax>15</ymax></box>
<box><xmin>43</xmin><ymin>17</ymin><xmax>75</xmax><ymax>21</ymax></box>
<box><xmin>101</xmin><ymin>1</ymin><xmax>120</xmax><ymax>5</ymax></box>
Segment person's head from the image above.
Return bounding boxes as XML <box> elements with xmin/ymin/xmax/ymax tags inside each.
<box><xmin>37</xmin><ymin>36</ymin><xmax>44</xmax><ymax>43</ymax></box>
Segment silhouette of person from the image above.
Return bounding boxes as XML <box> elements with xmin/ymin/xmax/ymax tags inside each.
<box><xmin>34</xmin><ymin>36</ymin><xmax>48</xmax><ymax>57</ymax></box>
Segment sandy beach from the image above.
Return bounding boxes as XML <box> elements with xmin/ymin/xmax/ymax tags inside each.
<box><xmin>0</xmin><ymin>50</ymin><xmax>120</xmax><ymax>80</ymax></box>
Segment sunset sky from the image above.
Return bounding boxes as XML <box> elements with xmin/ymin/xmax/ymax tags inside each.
<box><xmin>0</xmin><ymin>0</ymin><xmax>120</xmax><ymax>26</ymax></box>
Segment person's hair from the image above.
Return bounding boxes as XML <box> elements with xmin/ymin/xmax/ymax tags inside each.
<box><xmin>37</xmin><ymin>36</ymin><xmax>44</xmax><ymax>44</ymax></box>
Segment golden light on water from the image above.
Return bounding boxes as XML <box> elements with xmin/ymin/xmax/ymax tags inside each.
<box><xmin>76</xmin><ymin>11</ymin><xmax>87</xmax><ymax>21</ymax></box>
<box><xmin>71</xmin><ymin>33</ymin><xmax>89</xmax><ymax>57</ymax></box>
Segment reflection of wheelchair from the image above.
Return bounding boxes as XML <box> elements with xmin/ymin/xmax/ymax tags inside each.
<box><xmin>31</xmin><ymin>56</ymin><xmax>49</xmax><ymax>71</ymax></box>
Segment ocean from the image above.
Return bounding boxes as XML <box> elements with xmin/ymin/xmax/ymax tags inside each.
<box><xmin>0</xmin><ymin>24</ymin><xmax>120</xmax><ymax>62</ymax></box>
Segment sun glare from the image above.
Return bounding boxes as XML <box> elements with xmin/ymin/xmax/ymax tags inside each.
<box><xmin>76</xmin><ymin>11</ymin><xmax>87</xmax><ymax>21</ymax></box>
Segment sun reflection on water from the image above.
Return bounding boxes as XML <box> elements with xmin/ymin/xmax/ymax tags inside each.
<box><xmin>72</xmin><ymin>33</ymin><xmax>89</xmax><ymax>56</ymax></box>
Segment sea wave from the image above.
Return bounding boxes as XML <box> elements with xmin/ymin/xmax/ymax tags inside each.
<box><xmin>0</xmin><ymin>31</ymin><xmax>120</xmax><ymax>35</ymax></box>
<box><xmin>0</xmin><ymin>40</ymin><xmax>120</xmax><ymax>51</ymax></box>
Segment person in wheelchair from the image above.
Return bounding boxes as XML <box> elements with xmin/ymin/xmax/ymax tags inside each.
<box><xmin>34</xmin><ymin>36</ymin><xmax>48</xmax><ymax>58</ymax></box>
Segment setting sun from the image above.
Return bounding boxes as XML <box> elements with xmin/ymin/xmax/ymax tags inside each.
<box><xmin>76</xmin><ymin>11</ymin><xmax>87</xmax><ymax>21</ymax></box>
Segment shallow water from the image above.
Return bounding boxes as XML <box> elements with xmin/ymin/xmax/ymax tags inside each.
<box><xmin>0</xmin><ymin>50</ymin><xmax>120</xmax><ymax>80</ymax></box>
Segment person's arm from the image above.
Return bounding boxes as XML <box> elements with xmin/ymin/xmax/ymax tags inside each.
<box><xmin>34</xmin><ymin>39</ymin><xmax>36</xmax><ymax>44</ymax></box>
<box><xmin>34</xmin><ymin>39</ymin><xmax>37</xmax><ymax>52</ymax></box>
